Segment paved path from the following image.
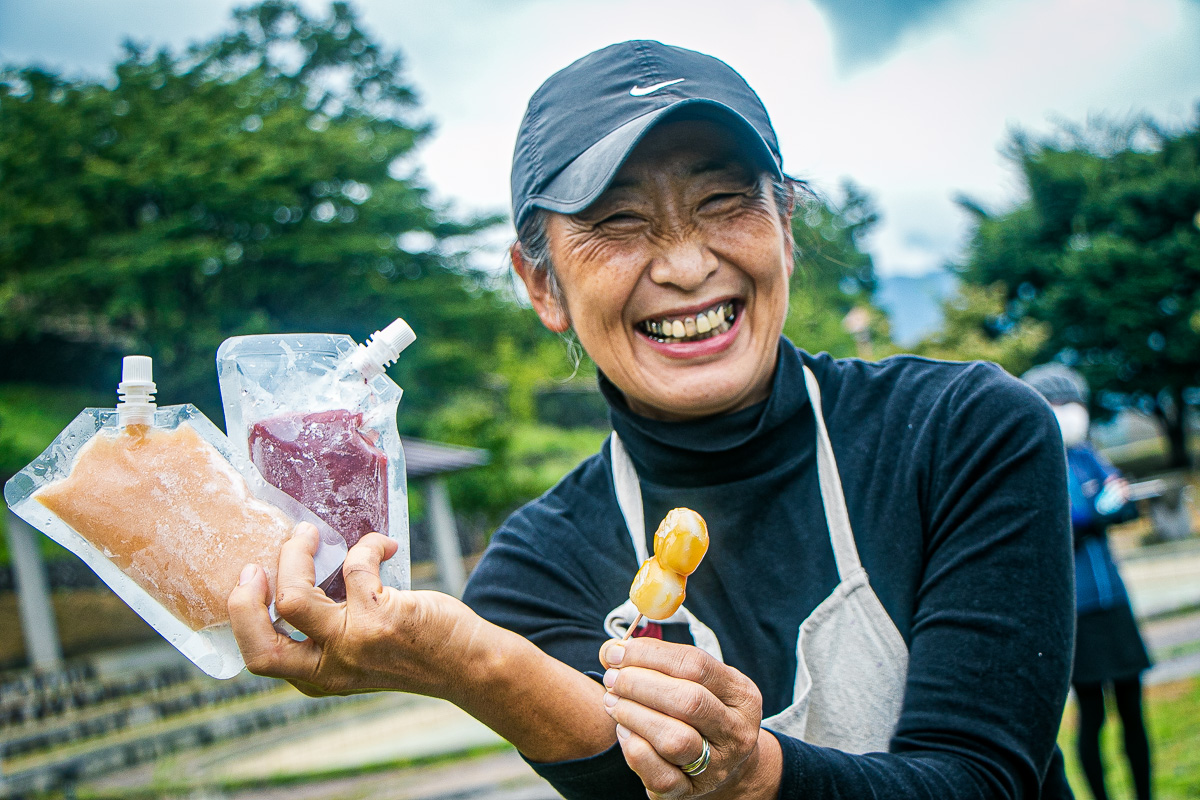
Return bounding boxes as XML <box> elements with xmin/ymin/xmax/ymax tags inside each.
<box><xmin>79</xmin><ymin>691</ymin><xmax>559</xmax><ymax>800</ymax></box>
<box><xmin>1142</xmin><ymin>609</ymin><xmax>1200</xmax><ymax>686</ymax></box>
<box><xmin>1117</xmin><ymin>538</ymin><xmax>1200</xmax><ymax>685</ymax></box>
<box><xmin>1121</xmin><ymin>539</ymin><xmax>1200</xmax><ymax>618</ymax></box>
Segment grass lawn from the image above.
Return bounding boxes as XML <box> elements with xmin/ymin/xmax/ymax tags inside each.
<box><xmin>1059</xmin><ymin>676</ymin><xmax>1200</xmax><ymax>800</ymax></box>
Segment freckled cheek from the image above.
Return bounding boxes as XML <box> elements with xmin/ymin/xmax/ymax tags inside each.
<box><xmin>563</xmin><ymin>271</ymin><xmax>644</xmax><ymax>348</ymax></box>
<box><xmin>709</xmin><ymin>227</ymin><xmax>790</xmax><ymax>282</ymax></box>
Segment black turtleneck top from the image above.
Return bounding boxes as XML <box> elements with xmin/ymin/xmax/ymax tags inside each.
<box><xmin>463</xmin><ymin>341</ymin><xmax>1075</xmax><ymax>800</ymax></box>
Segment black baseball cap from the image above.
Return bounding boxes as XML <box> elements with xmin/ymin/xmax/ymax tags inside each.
<box><xmin>510</xmin><ymin>40</ymin><xmax>784</xmax><ymax>230</ymax></box>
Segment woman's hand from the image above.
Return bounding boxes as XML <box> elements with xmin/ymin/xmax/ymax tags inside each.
<box><xmin>229</xmin><ymin>523</ymin><xmax>615</xmax><ymax>764</ymax></box>
<box><xmin>599</xmin><ymin>638</ymin><xmax>782</xmax><ymax>800</ymax></box>
<box><xmin>228</xmin><ymin>523</ymin><xmax>490</xmax><ymax>702</ymax></box>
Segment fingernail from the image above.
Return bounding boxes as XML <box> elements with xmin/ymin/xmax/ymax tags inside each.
<box><xmin>606</xmin><ymin>644</ymin><xmax>625</xmax><ymax>666</ymax></box>
<box><xmin>603</xmin><ymin>668</ymin><xmax>618</xmax><ymax>689</ymax></box>
<box><xmin>604</xmin><ymin>691</ymin><xmax>618</xmax><ymax>708</ymax></box>
<box><xmin>238</xmin><ymin>564</ymin><xmax>256</xmax><ymax>585</ymax></box>
<box><xmin>615</xmin><ymin>723</ymin><xmax>631</xmax><ymax>741</ymax></box>
<box><xmin>293</xmin><ymin>522</ymin><xmax>318</xmax><ymax>538</ymax></box>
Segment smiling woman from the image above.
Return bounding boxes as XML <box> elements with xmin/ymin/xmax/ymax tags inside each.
<box><xmin>229</xmin><ymin>40</ymin><xmax>1078</xmax><ymax>800</ymax></box>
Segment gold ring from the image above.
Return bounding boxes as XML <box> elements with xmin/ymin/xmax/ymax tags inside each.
<box><xmin>680</xmin><ymin>737</ymin><xmax>710</xmax><ymax>777</ymax></box>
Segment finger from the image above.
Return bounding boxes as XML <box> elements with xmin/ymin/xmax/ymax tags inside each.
<box><xmin>274</xmin><ymin>523</ymin><xmax>341</xmax><ymax>639</ymax></box>
<box><xmin>278</xmin><ymin>522</ymin><xmax>320</xmax><ymax>589</ymax></box>
<box><xmin>342</xmin><ymin>532</ymin><xmax>399</xmax><ymax>606</ymax></box>
<box><xmin>605</xmin><ymin>665</ymin><xmax>730</xmax><ymax>739</ymax></box>
<box><xmin>605</xmin><ymin>687</ymin><xmax>708</xmax><ymax>773</ymax></box>
<box><xmin>600</xmin><ymin>638</ymin><xmax>623</xmax><ymax>668</ymax></box>
<box><xmin>614</xmin><ymin>724</ymin><xmax>690</xmax><ymax>800</ymax></box>
<box><xmin>607</xmin><ymin>639</ymin><xmax>757</xmax><ymax>711</ymax></box>
<box><xmin>228</xmin><ymin>562</ymin><xmax>323</xmax><ymax>681</ymax></box>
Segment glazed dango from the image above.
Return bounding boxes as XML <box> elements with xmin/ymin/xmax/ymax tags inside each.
<box><xmin>626</xmin><ymin>507</ymin><xmax>709</xmax><ymax>626</ymax></box>
<box><xmin>629</xmin><ymin>557</ymin><xmax>687</xmax><ymax>621</ymax></box>
<box><xmin>653</xmin><ymin>507</ymin><xmax>708</xmax><ymax>576</ymax></box>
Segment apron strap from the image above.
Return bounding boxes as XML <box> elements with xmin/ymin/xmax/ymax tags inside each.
<box><xmin>802</xmin><ymin>365</ymin><xmax>862</xmax><ymax>580</ymax></box>
<box><xmin>610</xmin><ymin>433</ymin><xmax>650</xmax><ymax>564</ymax></box>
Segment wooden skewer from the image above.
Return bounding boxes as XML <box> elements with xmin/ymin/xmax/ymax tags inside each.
<box><xmin>621</xmin><ymin>612</ymin><xmax>644</xmax><ymax>642</ymax></box>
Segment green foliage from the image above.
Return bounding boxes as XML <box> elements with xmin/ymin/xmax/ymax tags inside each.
<box><xmin>785</xmin><ymin>180</ymin><xmax>891</xmax><ymax>357</ymax></box>
<box><xmin>954</xmin><ymin>112</ymin><xmax>1200</xmax><ymax>465</ymax></box>
<box><xmin>424</xmin><ymin>385</ymin><xmax>606</xmax><ymax>527</ymax></box>
<box><xmin>0</xmin><ymin>1</ymin><xmax>593</xmax><ymax>531</ymax></box>
<box><xmin>910</xmin><ymin>282</ymin><xmax>1049</xmax><ymax>375</ymax></box>
<box><xmin>0</xmin><ymin>384</ymin><xmax>109</xmax><ymax>566</ymax></box>
<box><xmin>0</xmin><ymin>384</ymin><xmax>110</xmax><ymax>478</ymax></box>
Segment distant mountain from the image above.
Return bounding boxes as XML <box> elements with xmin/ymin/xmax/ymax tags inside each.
<box><xmin>875</xmin><ymin>271</ymin><xmax>957</xmax><ymax>346</ymax></box>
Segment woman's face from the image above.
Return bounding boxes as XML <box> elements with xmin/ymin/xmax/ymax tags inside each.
<box><xmin>518</xmin><ymin>119</ymin><xmax>793</xmax><ymax>421</ymax></box>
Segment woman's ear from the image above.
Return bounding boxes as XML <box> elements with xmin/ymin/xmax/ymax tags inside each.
<box><xmin>511</xmin><ymin>242</ymin><xmax>570</xmax><ymax>333</ymax></box>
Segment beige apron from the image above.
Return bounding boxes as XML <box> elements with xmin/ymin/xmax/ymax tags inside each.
<box><xmin>603</xmin><ymin>365</ymin><xmax>909</xmax><ymax>754</ymax></box>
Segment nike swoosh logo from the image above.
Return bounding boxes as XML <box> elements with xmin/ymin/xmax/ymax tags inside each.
<box><xmin>629</xmin><ymin>78</ymin><xmax>685</xmax><ymax>97</ymax></box>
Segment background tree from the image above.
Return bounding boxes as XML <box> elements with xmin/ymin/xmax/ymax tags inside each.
<box><xmin>0</xmin><ymin>1</ymin><xmax>547</xmax><ymax>430</ymax></box>
<box><xmin>786</xmin><ymin>180</ymin><xmax>892</xmax><ymax>357</ymax></box>
<box><xmin>909</xmin><ymin>282</ymin><xmax>1049</xmax><ymax>376</ymax></box>
<box><xmin>951</xmin><ymin>112</ymin><xmax>1200</xmax><ymax>467</ymax></box>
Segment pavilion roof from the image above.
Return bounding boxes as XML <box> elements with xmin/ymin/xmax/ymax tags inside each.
<box><xmin>401</xmin><ymin>436</ymin><xmax>488</xmax><ymax>479</ymax></box>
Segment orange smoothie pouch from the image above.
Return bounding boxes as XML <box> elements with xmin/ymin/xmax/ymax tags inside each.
<box><xmin>35</xmin><ymin>422</ymin><xmax>294</xmax><ymax>630</ymax></box>
<box><xmin>4</xmin><ymin>356</ymin><xmax>347</xmax><ymax>678</ymax></box>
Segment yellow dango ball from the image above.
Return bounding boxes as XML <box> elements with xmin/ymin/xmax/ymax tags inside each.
<box><xmin>628</xmin><ymin>557</ymin><xmax>687</xmax><ymax>621</ymax></box>
<box><xmin>653</xmin><ymin>507</ymin><xmax>709</xmax><ymax>576</ymax></box>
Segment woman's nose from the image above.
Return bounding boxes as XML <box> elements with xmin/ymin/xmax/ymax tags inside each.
<box><xmin>648</xmin><ymin>238</ymin><xmax>719</xmax><ymax>291</ymax></box>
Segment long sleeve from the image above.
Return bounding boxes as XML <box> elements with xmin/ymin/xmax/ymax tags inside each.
<box><xmin>773</xmin><ymin>365</ymin><xmax>1075</xmax><ymax>798</ymax></box>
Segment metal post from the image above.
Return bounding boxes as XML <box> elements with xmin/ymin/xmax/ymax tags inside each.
<box><xmin>6</xmin><ymin>510</ymin><xmax>64</xmax><ymax>672</ymax></box>
<box><xmin>425</xmin><ymin>477</ymin><xmax>467</xmax><ymax>597</ymax></box>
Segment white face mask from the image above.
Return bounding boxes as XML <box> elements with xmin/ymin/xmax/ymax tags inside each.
<box><xmin>1052</xmin><ymin>403</ymin><xmax>1090</xmax><ymax>447</ymax></box>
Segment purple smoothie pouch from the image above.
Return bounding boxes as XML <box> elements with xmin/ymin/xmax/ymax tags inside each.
<box><xmin>217</xmin><ymin>321</ymin><xmax>414</xmax><ymax>598</ymax></box>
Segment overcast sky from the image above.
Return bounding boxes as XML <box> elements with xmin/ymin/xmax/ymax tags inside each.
<box><xmin>2</xmin><ymin>0</ymin><xmax>1198</xmax><ymax>277</ymax></box>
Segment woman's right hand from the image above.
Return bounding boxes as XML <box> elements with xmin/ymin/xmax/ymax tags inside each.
<box><xmin>228</xmin><ymin>523</ymin><xmax>491</xmax><ymax>701</ymax></box>
<box><xmin>231</xmin><ymin>522</ymin><xmax>616</xmax><ymax>765</ymax></box>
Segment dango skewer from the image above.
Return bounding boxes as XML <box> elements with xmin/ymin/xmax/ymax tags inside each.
<box><xmin>621</xmin><ymin>508</ymin><xmax>709</xmax><ymax>641</ymax></box>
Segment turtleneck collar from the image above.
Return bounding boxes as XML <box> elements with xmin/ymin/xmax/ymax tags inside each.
<box><xmin>601</xmin><ymin>338</ymin><xmax>813</xmax><ymax>487</ymax></box>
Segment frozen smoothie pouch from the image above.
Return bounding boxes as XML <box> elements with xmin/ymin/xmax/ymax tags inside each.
<box><xmin>218</xmin><ymin>319</ymin><xmax>414</xmax><ymax>599</ymax></box>
<box><xmin>4</xmin><ymin>356</ymin><xmax>348</xmax><ymax>679</ymax></box>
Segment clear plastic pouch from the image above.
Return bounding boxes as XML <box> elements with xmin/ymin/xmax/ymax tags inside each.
<box><xmin>4</xmin><ymin>369</ymin><xmax>348</xmax><ymax>679</ymax></box>
<box><xmin>217</xmin><ymin>319</ymin><xmax>414</xmax><ymax>600</ymax></box>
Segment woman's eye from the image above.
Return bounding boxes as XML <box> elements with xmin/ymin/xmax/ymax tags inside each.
<box><xmin>700</xmin><ymin>192</ymin><xmax>745</xmax><ymax>212</ymax></box>
<box><xmin>597</xmin><ymin>213</ymin><xmax>643</xmax><ymax>228</ymax></box>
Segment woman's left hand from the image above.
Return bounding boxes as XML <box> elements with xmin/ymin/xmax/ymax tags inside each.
<box><xmin>599</xmin><ymin>638</ymin><xmax>782</xmax><ymax>799</ymax></box>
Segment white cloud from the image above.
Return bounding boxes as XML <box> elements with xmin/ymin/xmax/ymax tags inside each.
<box><xmin>2</xmin><ymin>0</ymin><xmax>1197</xmax><ymax>276</ymax></box>
<box><xmin>391</xmin><ymin>0</ymin><xmax>1200</xmax><ymax>275</ymax></box>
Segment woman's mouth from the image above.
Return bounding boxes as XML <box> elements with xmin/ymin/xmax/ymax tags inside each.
<box><xmin>637</xmin><ymin>301</ymin><xmax>737</xmax><ymax>343</ymax></box>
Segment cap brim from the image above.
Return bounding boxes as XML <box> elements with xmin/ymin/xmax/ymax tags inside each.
<box><xmin>523</xmin><ymin>99</ymin><xmax>782</xmax><ymax>223</ymax></box>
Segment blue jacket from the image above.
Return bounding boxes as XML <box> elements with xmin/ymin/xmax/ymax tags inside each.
<box><xmin>1068</xmin><ymin>444</ymin><xmax>1134</xmax><ymax>615</ymax></box>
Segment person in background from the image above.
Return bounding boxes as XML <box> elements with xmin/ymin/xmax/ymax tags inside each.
<box><xmin>1023</xmin><ymin>364</ymin><xmax>1153</xmax><ymax>800</ymax></box>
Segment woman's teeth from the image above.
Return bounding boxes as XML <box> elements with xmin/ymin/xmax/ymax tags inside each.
<box><xmin>641</xmin><ymin>302</ymin><xmax>736</xmax><ymax>343</ymax></box>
